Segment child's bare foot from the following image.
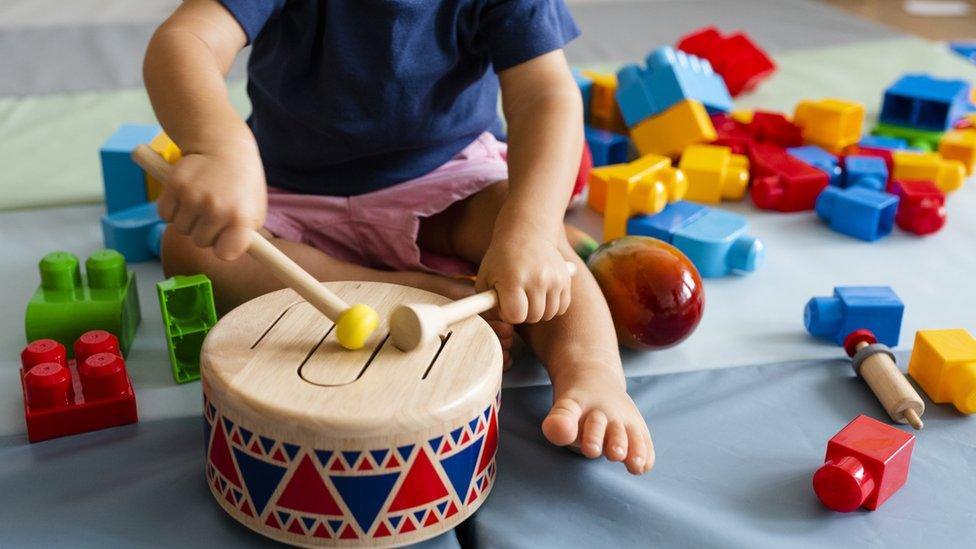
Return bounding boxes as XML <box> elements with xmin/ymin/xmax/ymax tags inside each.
<box><xmin>541</xmin><ymin>365</ymin><xmax>654</xmax><ymax>475</ymax></box>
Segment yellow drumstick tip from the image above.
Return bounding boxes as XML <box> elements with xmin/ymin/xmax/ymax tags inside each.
<box><xmin>335</xmin><ymin>304</ymin><xmax>380</xmax><ymax>350</ymax></box>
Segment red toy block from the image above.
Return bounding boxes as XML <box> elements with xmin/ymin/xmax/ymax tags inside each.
<box><xmin>843</xmin><ymin>145</ymin><xmax>895</xmax><ymax>177</ymax></box>
<box><xmin>747</xmin><ymin>111</ymin><xmax>803</xmax><ymax>148</ymax></box>
<box><xmin>711</xmin><ymin>113</ymin><xmax>754</xmax><ymax>155</ymax></box>
<box><xmin>750</xmin><ymin>142</ymin><xmax>829</xmax><ymax>211</ymax></box>
<box><xmin>813</xmin><ymin>415</ymin><xmax>915</xmax><ymax>512</ymax></box>
<box><xmin>888</xmin><ymin>179</ymin><xmax>946</xmax><ymax>235</ymax></box>
<box><xmin>677</xmin><ymin>27</ymin><xmax>776</xmax><ymax>96</ymax></box>
<box><xmin>20</xmin><ymin>332</ymin><xmax>137</xmax><ymax>443</ymax></box>
<box><xmin>572</xmin><ymin>140</ymin><xmax>593</xmax><ymax>204</ymax></box>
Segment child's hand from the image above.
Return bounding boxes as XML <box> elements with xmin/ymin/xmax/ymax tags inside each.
<box><xmin>477</xmin><ymin>233</ymin><xmax>572</xmax><ymax>324</ymax></box>
<box><xmin>158</xmin><ymin>141</ymin><xmax>267</xmax><ymax>261</ymax></box>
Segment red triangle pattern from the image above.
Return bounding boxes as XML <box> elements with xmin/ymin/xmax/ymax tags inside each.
<box><xmin>231</xmin><ymin>431</ymin><xmax>243</xmax><ymax>446</ymax></box>
<box><xmin>224</xmin><ymin>490</ymin><xmax>236</xmax><ymax>506</ymax></box>
<box><xmin>385</xmin><ymin>453</ymin><xmax>400</xmax><ymax>468</ymax></box>
<box><xmin>208</xmin><ymin>420</ymin><xmax>242</xmax><ymax>488</ymax></box>
<box><xmin>358</xmin><ymin>459</ymin><xmax>373</xmax><ymax>471</ymax></box>
<box><xmin>339</xmin><ymin>524</ymin><xmax>359</xmax><ymax>539</ymax></box>
<box><xmin>329</xmin><ymin>458</ymin><xmax>346</xmax><ymax>472</ymax></box>
<box><xmin>373</xmin><ymin>522</ymin><xmax>392</xmax><ymax>538</ymax></box>
<box><xmin>445</xmin><ymin>502</ymin><xmax>458</xmax><ymax>518</ymax></box>
<box><xmin>265</xmin><ymin>513</ymin><xmax>281</xmax><ymax>529</ymax></box>
<box><xmin>388</xmin><ymin>448</ymin><xmax>450</xmax><ymax>512</ymax></box>
<box><xmin>240</xmin><ymin>501</ymin><xmax>254</xmax><ymax>517</ymax></box>
<box><xmin>439</xmin><ymin>439</ymin><xmax>452</xmax><ymax>455</ymax></box>
<box><xmin>476</xmin><ymin>407</ymin><xmax>498</xmax><ymax>476</ymax></box>
<box><xmin>400</xmin><ymin>516</ymin><xmax>417</xmax><ymax>533</ymax></box>
<box><xmin>272</xmin><ymin>448</ymin><xmax>287</xmax><ymax>463</ymax></box>
<box><xmin>276</xmin><ymin>455</ymin><xmax>343</xmax><ymax>515</ymax></box>
<box><xmin>287</xmin><ymin>519</ymin><xmax>305</xmax><ymax>535</ymax></box>
<box><xmin>313</xmin><ymin>523</ymin><xmax>331</xmax><ymax>539</ymax></box>
<box><xmin>460</xmin><ymin>431</ymin><xmax>471</xmax><ymax>444</ymax></box>
<box><xmin>466</xmin><ymin>489</ymin><xmax>478</xmax><ymax>505</ymax></box>
<box><xmin>423</xmin><ymin>510</ymin><xmax>439</xmax><ymax>527</ymax></box>
<box><xmin>249</xmin><ymin>440</ymin><xmax>263</xmax><ymax>455</ymax></box>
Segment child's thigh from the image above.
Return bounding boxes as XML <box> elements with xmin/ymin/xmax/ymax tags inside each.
<box><xmin>417</xmin><ymin>179</ymin><xmax>509</xmax><ymax>262</ymax></box>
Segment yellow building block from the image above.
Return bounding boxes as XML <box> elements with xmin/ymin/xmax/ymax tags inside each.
<box><xmin>629</xmin><ymin>99</ymin><xmax>717</xmax><ymax>158</ymax></box>
<box><xmin>586</xmin><ymin>164</ymin><xmax>620</xmax><ymax>214</ymax></box>
<box><xmin>146</xmin><ymin>132</ymin><xmax>182</xmax><ymax>201</ymax></box>
<box><xmin>581</xmin><ymin>70</ymin><xmax>628</xmax><ymax>134</ymax></box>
<box><xmin>792</xmin><ymin>98</ymin><xmax>864</xmax><ymax>153</ymax></box>
<box><xmin>731</xmin><ymin>109</ymin><xmax>754</xmax><ymax>125</ymax></box>
<box><xmin>603</xmin><ymin>155</ymin><xmax>686</xmax><ymax>242</ymax></box>
<box><xmin>908</xmin><ymin>329</ymin><xmax>976</xmax><ymax>414</ymax></box>
<box><xmin>892</xmin><ymin>150</ymin><xmax>965</xmax><ymax>193</ymax></box>
<box><xmin>938</xmin><ymin>128</ymin><xmax>976</xmax><ymax>175</ymax></box>
<box><xmin>678</xmin><ymin>145</ymin><xmax>749</xmax><ymax>203</ymax></box>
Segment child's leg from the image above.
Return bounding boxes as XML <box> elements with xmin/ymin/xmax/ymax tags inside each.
<box><xmin>419</xmin><ymin>182</ymin><xmax>654</xmax><ymax>475</ymax></box>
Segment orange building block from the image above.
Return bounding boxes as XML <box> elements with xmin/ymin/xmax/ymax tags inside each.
<box><xmin>678</xmin><ymin>145</ymin><xmax>749</xmax><ymax>203</ymax></box>
<box><xmin>938</xmin><ymin>128</ymin><xmax>976</xmax><ymax>175</ymax></box>
<box><xmin>793</xmin><ymin>98</ymin><xmax>864</xmax><ymax>153</ymax></box>
<box><xmin>603</xmin><ymin>155</ymin><xmax>686</xmax><ymax>241</ymax></box>
<box><xmin>586</xmin><ymin>164</ymin><xmax>618</xmax><ymax>214</ymax></box>
<box><xmin>892</xmin><ymin>150</ymin><xmax>965</xmax><ymax>193</ymax></box>
<box><xmin>630</xmin><ymin>99</ymin><xmax>717</xmax><ymax>158</ymax></box>
<box><xmin>582</xmin><ymin>70</ymin><xmax>628</xmax><ymax>134</ymax></box>
<box><xmin>908</xmin><ymin>329</ymin><xmax>976</xmax><ymax>414</ymax></box>
<box><xmin>146</xmin><ymin>132</ymin><xmax>182</xmax><ymax>201</ymax></box>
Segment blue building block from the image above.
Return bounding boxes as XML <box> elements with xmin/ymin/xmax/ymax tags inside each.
<box><xmin>804</xmin><ymin>286</ymin><xmax>904</xmax><ymax>346</ymax></box>
<box><xmin>815</xmin><ymin>186</ymin><xmax>899</xmax><ymax>241</ymax></box>
<box><xmin>858</xmin><ymin>135</ymin><xmax>910</xmax><ymax>150</ymax></box>
<box><xmin>101</xmin><ymin>202</ymin><xmax>166</xmax><ymax>262</ymax></box>
<box><xmin>615</xmin><ymin>46</ymin><xmax>733</xmax><ymax>124</ymax></box>
<box><xmin>572</xmin><ymin>68</ymin><xmax>594</xmax><ymax>122</ymax></box>
<box><xmin>844</xmin><ymin>156</ymin><xmax>888</xmax><ymax>190</ymax></box>
<box><xmin>671</xmin><ymin>208</ymin><xmax>764</xmax><ymax>278</ymax></box>
<box><xmin>879</xmin><ymin>74</ymin><xmax>971</xmax><ymax>132</ymax></box>
<box><xmin>585</xmin><ymin>125</ymin><xmax>629</xmax><ymax>167</ymax></box>
<box><xmin>949</xmin><ymin>42</ymin><xmax>976</xmax><ymax>63</ymax></box>
<box><xmin>100</xmin><ymin>124</ymin><xmax>161</xmax><ymax>213</ymax></box>
<box><xmin>627</xmin><ymin>200</ymin><xmax>708</xmax><ymax>242</ymax></box>
<box><xmin>787</xmin><ymin>146</ymin><xmax>843</xmax><ymax>187</ymax></box>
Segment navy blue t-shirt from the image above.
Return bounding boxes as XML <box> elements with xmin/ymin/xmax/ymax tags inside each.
<box><xmin>218</xmin><ymin>0</ymin><xmax>580</xmax><ymax>196</ymax></box>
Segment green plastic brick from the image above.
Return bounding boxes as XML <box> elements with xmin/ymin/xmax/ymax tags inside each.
<box><xmin>24</xmin><ymin>250</ymin><xmax>141</xmax><ymax>357</ymax></box>
<box><xmin>872</xmin><ymin>122</ymin><xmax>943</xmax><ymax>152</ymax></box>
<box><xmin>157</xmin><ymin>274</ymin><xmax>217</xmax><ymax>383</ymax></box>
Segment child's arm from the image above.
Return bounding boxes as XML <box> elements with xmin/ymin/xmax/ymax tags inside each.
<box><xmin>144</xmin><ymin>0</ymin><xmax>265</xmax><ymax>261</ymax></box>
<box><xmin>478</xmin><ymin>49</ymin><xmax>583</xmax><ymax>324</ymax></box>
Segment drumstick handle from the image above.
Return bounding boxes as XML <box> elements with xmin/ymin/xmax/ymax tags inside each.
<box><xmin>131</xmin><ymin>144</ymin><xmax>350</xmax><ymax>320</ymax></box>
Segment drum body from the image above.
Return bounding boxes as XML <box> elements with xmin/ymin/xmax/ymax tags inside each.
<box><xmin>201</xmin><ymin>282</ymin><xmax>502</xmax><ymax>547</ymax></box>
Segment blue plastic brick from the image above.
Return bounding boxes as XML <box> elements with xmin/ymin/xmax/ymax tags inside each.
<box><xmin>787</xmin><ymin>146</ymin><xmax>843</xmax><ymax>187</ymax></box>
<box><xmin>815</xmin><ymin>186</ymin><xmax>899</xmax><ymax>241</ymax></box>
<box><xmin>879</xmin><ymin>74</ymin><xmax>971</xmax><ymax>132</ymax></box>
<box><xmin>615</xmin><ymin>46</ymin><xmax>733</xmax><ymax>123</ymax></box>
<box><xmin>671</xmin><ymin>208</ymin><xmax>764</xmax><ymax>278</ymax></box>
<box><xmin>844</xmin><ymin>156</ymin><xmax>888</xmax><ymax>190</ymax></box>
<box><xmin>949</xmin><ymin>42</ymin><xmax>976</xmax><ymax>63</ymax></box>
<box><xmin>100</xmin><ymin>124</ymin><xmax>161</xmax><ymax>213</ymax></box>
<box><xmin>804</xmin><ymin>286</ymin><xmax>904</xmax><ymax>346</ymax></box>
<box><xmin>572</xmin><ymin>68</ymin><xmax>594</xmax><ymax>122</ymax></box>
<box><xmin>585</xmin><ymin>125</ymin><xmax>629</xmax><ymax>167</ymax></box>
<box><xmin>858</xmin><ymin>135</ymin><xmax>910</xmax><ymax>150</ymax></box>
<box><xmin>627</xmin><ymin>200</ymin><xmax>708</xmax><ymax>242</ymax></box>
<box><xmin>101</xmin><ymin>202</ymin><xmax>166</xmax><ymax>262</ymax></box>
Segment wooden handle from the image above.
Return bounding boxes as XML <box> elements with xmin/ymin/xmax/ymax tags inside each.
<box><xmin>854</xmin><ymin>341</ymin><xmax>925</xmax><ymax>430</ymax></box>
<box><xmin>132</xmin><ymin>144</ymin><xmax>350</xmax><ymax>321</ymax></box>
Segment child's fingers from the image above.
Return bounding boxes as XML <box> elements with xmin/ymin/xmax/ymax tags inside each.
<box><xmin>496</xmin><ymin>285</ymin><xmax>528</xmax><ymax>324</ymax></box>
<box><xmin>542</xmin><ymin>287</ymin><xmax>560</xmax><ymax>322</ymax></box>
<box><xmin>524</xmin><ymin>287</ymin><xmax>546</xmax><ymax>324</ymax></box>
<box><xmin>557</xmin><ymin>283</ymin><xmax>571</xmax><ymax>316</ymax></box>
<box><xmin>191</xmin><ymin>217</ymin><xmax>227</xmax><ymax>249</ymax></box>
<box><xmin>213</xmin><ymin>226</ymin><xmax>253</xmax><ymax>261</ymax></box>
<box><xmin>171</xmin><ymin>207</ymin><xmax>201</xmax><ymax>236</ymax></box>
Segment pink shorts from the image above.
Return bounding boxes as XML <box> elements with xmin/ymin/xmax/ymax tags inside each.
<box><xmin>264</xmin><ymin>132</ymin><xmax>508</xmax><ymax>276</ymax></box>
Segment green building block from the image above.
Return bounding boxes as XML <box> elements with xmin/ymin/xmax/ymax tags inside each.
<box><xmin>157</xmin><ymin>274</ymin><xmax>217</xmax><ymax>383</ymax></box>
<box><xmin>872</xmin><ymin>122</ymin><xmax>943</xmax><ymax>152</ymax></box>
<box><xmin>24</xmin><ymin>250</ymin><xmax>141</xmax><ymax>357</ymax></box>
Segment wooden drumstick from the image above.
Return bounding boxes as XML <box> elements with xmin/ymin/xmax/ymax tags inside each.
<box><xmin>390</xmin><ymin>262</ymin><xmax>579</xmax><ymax>351</ymax></box>
<box><xmin>845</xmin><ymin>329</ymin><xmax>924</xmax><ymax>430</ymax></box>
<box><xmin>132</xmin><ymin>145</ymin><xmax>378</xmax><ymax>350</ymax></box>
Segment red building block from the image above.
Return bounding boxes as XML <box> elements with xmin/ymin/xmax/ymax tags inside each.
<box><xmin>748</xmin><ymin>111</ymin><xmax>803</xmax><ymax>148</ymax></box>
<box><xmin>677</xmin><ymin>27</ymin><xmax>776</xmax><ymax>97</ymax></box>
<box><xmin>20</xmin><ymin>332</ymin><xmax>137</xmax><ymax>443</ymax></box>
<box><xmin>711</xmin><ymin>113</ymin><xmax>754</xmax><ymax>155</ymax></box>
<box><xmin>888</xmin><ymin>180</ymin><xmax>947</xmax><ymax>235</ymax></box>
<box><xmin>750</xmin><ymin>142</ymin><xmax>829</xmax><ymax>211</ymax></box>
<box><xmin>572</xmin><ymin>141</ymin><xmax>593</xmax><ymax>205</ymax></box>
<box><xmin>813</xmin><ymin>415</ymin><xmax>915</xmax><ymax>512</ymax></box>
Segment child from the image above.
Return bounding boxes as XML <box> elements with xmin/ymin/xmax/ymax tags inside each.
<box><xmin>146</xmin><ymin>0</ymin><xmax>653</xmax><ymax>475</ymax></box>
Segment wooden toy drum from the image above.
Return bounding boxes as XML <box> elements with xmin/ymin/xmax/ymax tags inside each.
<box><xmin>202</xmin><ymin>282</ymin><xmax>502</xmax><ymax>547</ymax></box>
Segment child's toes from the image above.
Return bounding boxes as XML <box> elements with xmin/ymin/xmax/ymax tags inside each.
<box><xmin>541</xmin><ymin>398</ymin><xmax>582</xmax><ymax>447</ymax></box>
<box><xmin>642</xmin><ymin>428</ymin><xmax>656</xmax><ymax>473</ymax></box>
<box><xmin>604</xmin><ymin>421</ymin><xmax>628</xmax><ymax>462</ymax></box>
<box><xmin>580</xmin><ymin>410</ymin><xmax>608</xmax><ymax>458</ymax></box>
<box><xmin>624</xmin><ymin>425</ymin><xmax>647</xmax><ymax>475</ymax></box>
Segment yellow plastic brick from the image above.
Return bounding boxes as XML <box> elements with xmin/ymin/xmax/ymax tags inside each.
<box><xmin>793</xmin><ymin>98</ymin><xmax>864</xmax><ymax>153</ymax></box>
<box><xmin>892</xmin><ymin>150</ymin><xmax>965</xmax><ymax>193</ymax></box>
<box><xmin>146</xmin><ymin>132</ymin><xmax>182</xmax><ymax>201</ymax></box>
<box><xmin>938</xmin><ymin>128</ymin><xmax>976</xmax><ymax>176</ymax></box>
<box><xmin>603</xmin><ymin>155</ymin><xmax>685</xmax><ymax>241</ymax></box>
<box><xmin>629</xmin><ymin>99</ymin><xmax>716</xmax><ymax>158</ymax></box>
<box><xmin>679</xmin><ymin>144</ymin><xmax>749</xmax><ymax>203</ymax></box>
<box><xmin>908</xmin><ymin>329</ymin><xmax>976</xmax><ymax>414</ymax></box>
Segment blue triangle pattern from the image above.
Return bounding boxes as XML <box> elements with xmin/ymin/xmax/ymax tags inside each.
<box><xmin>330</xmin><ymin>472</ymin><xmax>400</xmax><ymax>533</ymax></box>
<box><xmin>484</xmin><ymin>406</ymin><xmax>491</xmax><ymax>420</ymax></box>
<box><xmin>414</xmin><ymin>510</ymin><xmax>426</xmax><ymax>523</ymax></box>
<box><xmin>468</xmin><ymin>418</ymin><xmax>479</xmax><ymax>432</ymax></box>
<box><xmin>397</xmin><ymin>444</ymin><xmax>414</xmax><ymax>461</ymax></box>
<box><xmin>233</xmin><ymin>489</ymin><xmax>242</xmax><ymax>503</ymax></box>
<box><xmin>388</xmin><ymin>515</ymin><xmax>402</xmax><ymax>528</ymax></box>
<box><xmin>314</xmin><ymin>450</ymin><xmax>333</xmax><ymax>468</ymax></box>
<box><xmin>436</xmin><ymin>501</ymin><xmax>448</xmax><ymax>515</ymax></box>
<box><xmin>232</xmin><ymin>448</ymin><xmax>288</xmax><ymax>516</ymax></box>
<box><xmin>328</xmin><ymin>520</ymin><xmax>344</xmax><ymax>534</ymax></box>
<box><xmin>218</xmin><ymin>477</ymin><xmax>226</xmax><ymax>491</ymax></box>
<box><xmin>302</xmin><ymin>517</ymin><xmax>316</xmax><ymax>530</ymax></box>
<box><xmin>208</xmin><ymin>403</ymin><xmax>216</xmax><ymax>418</ymax></box>
<box><xmin>283</xmin><ymin>443</ymin><xmax>300</xmax><ymax>460</ymax></box>
<box><xmin>222</xmin><ymin>417</ymin><xmax>234</xmax><ymax>432</ymax></box>
<box><xmin>259</xmin><ymin>436</ymin><xmax>276</xmax><ymax>454</ymax></box>
<box><xmin>342</xmin><ymin>451</ymin><xmax>361</xmax><ymax>467</ymax></box>
<box><xmin>428</xmin><ymin>436</ymin><xmax>443</xmax><ymax>451</ymax></box>
<box><xmin>370</xmin><ymin>449</ymin><xmax>389</xmax><ymax>465</ymax></box>
<box><xmin>450</xmin><ymin>427</ymin><xmax>463</xmax><ymax>444</ymax></box>
<box><xmin>239</xmin><ymin>427</ymin><xmax>253</xmax><ymax>444</ymax></box>
<box><xmin>277</xmin><ymin>511</ymin><xmax>292</xmax><ymax>525</ymax></box>
<box><xmin>440</xmin><ymin>437</ymin><xmax>484</xmax><ymax>502</ymax></box>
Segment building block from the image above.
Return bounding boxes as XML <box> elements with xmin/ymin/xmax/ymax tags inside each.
<box><xmin>844</xmin><ymin>155</ymin><xmax>888</xmax><ymax>190</ymax></box>
<box><xmin>603</xmin><ymin>155</ymin><xmax>686</xmax><ymax>241</ymax></box>
<box><xmin>711</xmin><ymin>113</ymin><xmax>754</xmax><ymax>155</ymax></box>
<box><xmin>679</xmin><ymin>144</ymin><xmax>749</xmax><ymax>203</ymax></box>
<box><xmin>888</xmin><ymin>179</ymin><xmax>946</xmax><ymax>235</ymax></box>
<box><xmin>938</xmin><ymin>128</ymin><xmax>976</xmax><ymax>175</ymax></box>
<box><xmin>816</xmin><ymin>186</ymin><xmax>899</xmax><ymax>241</ymax></box>
<box><xmin>872</xmin><ymin>122</ymin><xmax>941</xmax><ymax>152</ymax></box>
<box><xmin>793</xmin><ymin>99</ymin><xmax>865</xmax><ymax>153</ymax></box>
<box><xmin>804</xmin><ymin>286</ymin><xmax>903</xmax><ymax>347</ymax></box>
<box><xmin>615</xmin><ymin>64</ymin><xmax>660</xmax><ymax>128</ymax></box>
<box><xmin>146</xmin><ymin>131</ymin><xmax>181</xmax><ymax>201</ymax></box>
<box><xmin>585</xmin><ymin>125</ymin><xmax>629</xmax><ymax>167</ymax></box>
<box><xmin>627</xmin><ymin>200</ymin><xmax>708</xmax><ymax>242</ymax></box>
<box><xmin>891</xmin><ymin>150</ymin><xmax>965</xmax><ymax>193</ymax></box>
<box><xmin>20</xmin><ymin>332</ymin><xmax>138</xmax><ymax>442</ymax></box>
<box><xmin>572</xmin><ymin>141</ymin><xmax>593</xmax><ymax>204</ymax></box>
<box><xmin>24</xmin><ymin>250</ymin><xmax>141</xmax><ymax>357</ymax></box>
<box><xmin>630</xmin><ymin>99</ymin><xmax>717</xmax><ymax>158</ymax></box>
<box><xmin>581</xmin><ymin>70</ymin><xmax>628</xmax><ymax>134</ymax></box>
<box><xmin>157</xmin><ymin>275</ymin><xmax>217</xmax><ymax>383</ymax></box>
<box><xmin>670</xmin><ymin>208</ymin><xmax>764</xmax><ymax>277</ymax></box>
<box><xmin>879</xmin><ymin>74</ymin><xmax>971</xmax><ymax>132</ymax></box>
<box><xmin>787</xmin><ymin>145</ymin><xmax>842</xmax><ymax>187</ymax></box>
<box><xmin>100</xmin><ymin>124</ymin><xmax>162</xmax><ymax>213</ymax></box>
<box><xmin>859</xmin><ymin>135</ymin><xmax>910</xmax><ymax>150</ymax></box>
<box><xmin>812</xmin><ymin>415</ymin><xmax>915</xmax><ymax>512</ymax></box>
<box><xmin>572</xmin><ymin>68</ymin><xmax>594</xmax><ymax>121</ymax></box>
<box><xmin>676</xmin><ymin>27</ymin><xmax>776</xmax><ymax>97</ymax></box>
<box><xmin>100</xmin><ymin>202</ymin><xmax>166</xmax><ymax>263</ymax></box>
<box><xmin>750</xmin><ymin>142</ymin><xmax>829</xmax><ymax>211</ymax></box>
<box><xmin>747</xmin><ymin>111</ymin><xmax>803</xmax><ymax>148</ymax></box>
<box><xmin>950</xmin><ymin>42</ymin><xmax>976</xmax><ymax>63</ymax></box>
<box><xmin>908</xmin><ymin>329</ymin><xmax>976</xmax><ymax>414</ymax></box>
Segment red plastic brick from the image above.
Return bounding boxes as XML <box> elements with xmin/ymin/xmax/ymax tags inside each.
<box><xmin>711</xmin><ymin>113</ymin><xmax>754</xmax><ymax>156</ymax></box>
<box><xmin>20</xmin><ymin>332</ymin><xmax>137</xmax><ymax>443</ymax></box>
<box><xmin>888</xmin><ymin>179</ymin><xmax>947</xmax><ymax>235</ymax></box>
<box><xmin>750</xmin><ymin>142</ymin><xmax>829</xmax><ymax>211</ymax></box>
<box><xmin>573</xmin><ymin>140</ymin><xmax>593</xmax><ymax>203</ymax></box>
<box><xmin>748</xmin><ymin>111</ymin><xmax>803</xmax><ymax>148</ymax></box>
<box><xmin>813</xmin><ymin>415</ymin><xmax>915</xmax><ymax>512</ymax></box>
<box><xmin>677</xmin><ymin>27</ymin><xmax>776</xmax><ymax>96</ymax></box>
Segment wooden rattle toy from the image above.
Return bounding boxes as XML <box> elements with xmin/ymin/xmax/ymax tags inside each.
<box><xmin>202</xmin><ymin>282</ymin><xmax>502</xmax><ymax>547</ymax></box>
<box><xmin>844</xmin><ymin>329</ymin><xmax>924</xmax><ymax>430</ymax></box>
<box><xmin>132</xmin><ymin>145</ymin><xmax>378</xmax><ymax>350</ymax></box>
<box><xmin>389</xmin><ymin>262</ymin><xmax>578</xmax><ymax>351</ymax></box>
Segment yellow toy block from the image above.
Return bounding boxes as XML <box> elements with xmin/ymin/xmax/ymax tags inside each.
<box><xmin>892</xmin><ymin>150</ymin><xmax>965</xmax><ymax>193</ymax></box>
<box><xmin>678</xmin><ymin>145</ymin><xmax>749</xmax><ymax>203</ymax></box>
<box><xmin>586</xmin><ymin>165</ymin><xmax>619</xmax><ymax>214</ymax></box>
<box><xmin>938</xmin><ymin>128</ymin><xmax>976</xmax><ymax>175</ymax></box>
<box><xmin>792</xmin><ymin>98</ymin><xmax>864</xmax><ymax>153</ymax></box>
<box><xmin>630</xmin><ymin>99</ymin><xmax>717</xmax><ymax>158</ymax></box>
<box><xmin>908</xmin><ymin>329</ymin><xmax>976</xmax><ymax>414</ymax></box>
<box><xmin>581</xmin><ymin>70</ymin><xmax>627</xmax><ymax>134</ymax></box>
<box><xmin>146</xmin><ymin>132</ymin><xmax>182</xmax><ymax>201</ymax></box>
<box><xmin>603</xmin><ymin>155</ymin><xmax>686</xmax><ymax>241</ymax></box>
<box><xmin>731</xmin><ymin>109</ymin><xmax>754</xmax><ymax>125</ymax></box>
